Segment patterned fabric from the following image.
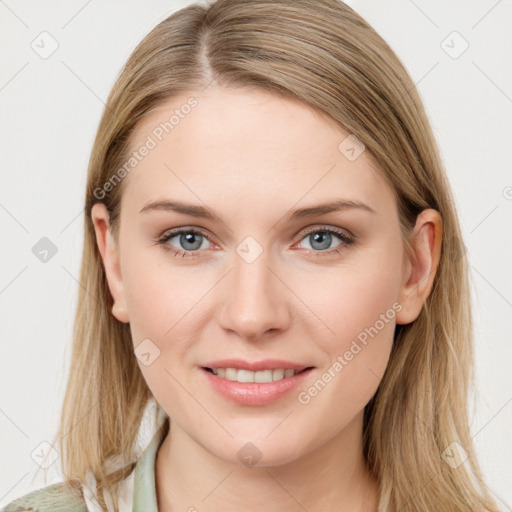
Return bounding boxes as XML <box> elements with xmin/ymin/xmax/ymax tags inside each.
<box><xmin>0</xmin><ymin>422</ymin><xmax>167</xmax><ymax>512</ymax></box>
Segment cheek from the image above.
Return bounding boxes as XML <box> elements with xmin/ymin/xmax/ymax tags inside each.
<box><xmin>121</xmin><ymin>242</ymin><xmax>205</xmax><ymax>341</ymax></box>
<box><xmin>296</xmin><ymin>241</ymin><xmax>403</xmax><ymax>348</ymax></box>
<box><xmin>121</xmin><ymin>255</ymin><xmax>203</xmax><ymax>419</ymax></box>
<box><xmin>293</xmin><ymin>243</ymin><xmax>401</xmax><ymax>412</ymax></box>
<box><xmin>119</xmin><ymin>245</ymin><xmax>209</xmax><ymax>392</ymax></box>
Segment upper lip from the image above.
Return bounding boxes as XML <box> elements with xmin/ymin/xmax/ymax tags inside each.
<box><xmin>202</xmin><ymin>358</ymin><xmax>314</xmax><ymax>372</ymax></box>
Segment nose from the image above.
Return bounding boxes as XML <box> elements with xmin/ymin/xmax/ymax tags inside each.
<box><xmin>217</xmin><ymin>249</ymin><xmax>291</xmax><ymax>341</ymax></box>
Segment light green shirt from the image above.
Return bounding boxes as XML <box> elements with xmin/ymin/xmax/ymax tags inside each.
<box><xmin>1</xmin><ymin>423</ymin><xmax>166</xmax><ymax>512</ymax></box>
<box><xmin>132</xmin><ymin>421</ymin><xmax>165</xmax><ymax>512</ymax></box>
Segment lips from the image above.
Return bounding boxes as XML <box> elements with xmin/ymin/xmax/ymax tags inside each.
<box><xmin>201</xmin><ymin>359</ymin><xmax>316</xmax><ymax>407</ymax></box>
<box><xmin>201</xmin><ymin>358</ymin><xmax>313</xmax><ymax>372</ymax></box>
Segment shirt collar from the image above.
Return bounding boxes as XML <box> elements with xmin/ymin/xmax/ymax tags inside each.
<box><xmin>132</xmin><ymin>420</ymin><xmax>167</xmax><ymax>512</ymax></box>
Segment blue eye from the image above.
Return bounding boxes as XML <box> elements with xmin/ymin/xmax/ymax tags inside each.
<box><xmin>295</xmin><ymin>226</ymin><xmax>355</xmax><ymax>256</ymax></box>
<box><xmin>157</xmin><ymin>228</ymin><xmax>212</xmax><ymax>258</ymax></box>
<box><xmin>155</xmin><ymin>225</ymin><xmax>355</xmax><ymax>259</ymax></box>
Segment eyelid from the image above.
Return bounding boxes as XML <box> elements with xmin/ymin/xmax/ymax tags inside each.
<box><xmin>297</xmin><ymin>224</ymin><xmax>355</xmax><ymax>243</ymax></box>
<box><xmin>159</xmin><ymin>226</ymin><xmax>213</xmax><ymax>241</ymax></box>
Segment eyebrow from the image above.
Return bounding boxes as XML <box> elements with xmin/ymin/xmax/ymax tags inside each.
<box><xmin>139</xmin><ymin>198</ymin><xmax>375</xmax><ymax>222</ymax></box>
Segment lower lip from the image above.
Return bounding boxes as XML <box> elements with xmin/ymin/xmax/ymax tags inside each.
<box><xmin>200</xmin><ymin>367</ymin><xmax>315</xmax><ymax>406</ymax></box>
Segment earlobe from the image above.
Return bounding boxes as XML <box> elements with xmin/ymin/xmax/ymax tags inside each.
<box><xmin>90</xmin><ymin>203</ymin><xmax>130</xmax><ymax>323</ymax></box>
<box><xmin>396</xmin><ymin>208</ymin><xmax>443</xmax><ymax>325</ymax></box>
<box><xmin>111</xmin><ymin>302</ymin><xmax>129</xmax><ymax>323</ymax></box>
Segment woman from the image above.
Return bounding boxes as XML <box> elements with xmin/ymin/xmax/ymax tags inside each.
<box><xmin>1</xmin><ymin>0</ymin><xmax>502</xmax><ymax>510</ymax></box>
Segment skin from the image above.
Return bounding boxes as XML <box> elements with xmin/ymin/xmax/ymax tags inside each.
<box><xmin>92</xmin><ymin>86</ymin><xmax>442</xmax><ymax>511</ymax></box>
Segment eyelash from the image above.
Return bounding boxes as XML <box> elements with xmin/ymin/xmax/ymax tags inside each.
<box><xmin>154</xmin><ymin>225</ymin><xmax>355</xmax><ymax>260</ymax></box>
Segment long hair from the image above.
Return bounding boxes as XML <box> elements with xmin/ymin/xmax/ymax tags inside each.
<box><xmin>47</xmin><ymin>0</ymin><xmax>501</xmax><ymax>510</ymax></box>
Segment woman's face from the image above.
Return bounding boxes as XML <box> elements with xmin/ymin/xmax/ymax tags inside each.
<box><xmin>92</xmin><ymin>86</ymin><xmax>430</xmax><ymax>466</ymax></box>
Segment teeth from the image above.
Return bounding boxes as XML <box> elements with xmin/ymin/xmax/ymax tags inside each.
<box><xmin>211</xmin><ymin>368</ymin><xmax>301</xmax><ymax>383</ymax></box>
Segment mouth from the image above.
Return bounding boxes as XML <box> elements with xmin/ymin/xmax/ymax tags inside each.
<box><xmin>200</xmin><ymin>365</ymin><xmax>316</xmax><ymax>406</ymax></box>
<box><xmin>199</xmin><ymin>358</ymin><xmax>316</xmax><ymax>406</ymax></box>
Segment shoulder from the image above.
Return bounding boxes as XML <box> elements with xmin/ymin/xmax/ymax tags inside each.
<box><xmin>0</xmin><ymin>482</ymin><xmax>88</xmax><ymax>512</ymax></box>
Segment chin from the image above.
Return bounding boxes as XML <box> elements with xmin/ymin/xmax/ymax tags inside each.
<box><xmin>205</xmin><ymin>433</ymin><xmax>307</xmax><ymax>469</ymax></box>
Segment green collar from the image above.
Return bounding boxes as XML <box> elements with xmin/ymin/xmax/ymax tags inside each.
<box><xmin>132</xmin><ymin>422</ymin><xmax>167</xmax><ymax>512</ymax></box>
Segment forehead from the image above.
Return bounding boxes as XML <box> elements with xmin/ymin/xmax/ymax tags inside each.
<box><xmin>121</xmin><ymin>87</ymin><xmax>393</xmax><ymax>217</ymax></box>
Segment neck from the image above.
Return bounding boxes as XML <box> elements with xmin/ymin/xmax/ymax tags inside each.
<box><xmin>155</xmin><ymin>411</ymin><xmax>379</xmax><ymax>512</ymax></box>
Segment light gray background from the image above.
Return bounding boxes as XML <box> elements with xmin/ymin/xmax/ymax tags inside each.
<box><xmin>1</xmin><ymin>0</ymin><xmax>511</xmax><ymax>509</ymax></box>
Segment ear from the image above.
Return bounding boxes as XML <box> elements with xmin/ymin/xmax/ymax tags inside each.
<box><xmin>90</xmin><ymin>203</ymin><xmax>130</xmax><ymax>323</ymax></box>
<box><xmin>396</xmin><ymin>208</ymin><xmax>443</xmax><ymax>325</ymax></box>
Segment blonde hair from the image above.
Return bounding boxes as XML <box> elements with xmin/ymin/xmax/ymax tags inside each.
<box><xmin>44</xmin><ymin>0</ymin><xmax>501</xmax><ymax>510</ymax></box>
